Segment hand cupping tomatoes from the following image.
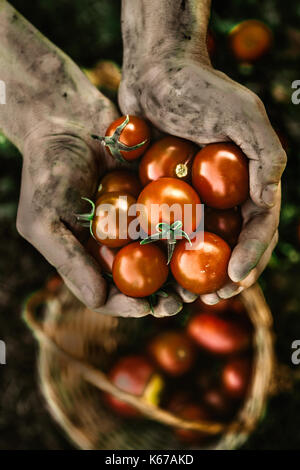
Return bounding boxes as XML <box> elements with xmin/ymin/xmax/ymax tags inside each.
<box><xmin>84</xmin><ymin>114</ymin><xmax>249</xmax><ymax>300</ymax></box>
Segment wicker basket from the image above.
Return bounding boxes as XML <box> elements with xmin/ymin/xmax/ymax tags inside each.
<box><xmin>24</xmin><ymin>282</ymin><xmax>274</xmax><ymax>450</ymax></box>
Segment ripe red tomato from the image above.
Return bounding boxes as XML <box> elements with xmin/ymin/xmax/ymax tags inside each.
<box><xmin>104</xmin><ymin>355</ymin><xmax>164</xmax><ymax>418</ymax></box>
<box><xmin>229</xmin><ymin>20</ymin><xmax>273</xmax><ymax>62</ymax></box>
<box><xmin>174</xmin><ymin>404</ymin><xmax>212</xmax><ymax>444</ymax></box>
<box><xmin>192</xmin><ymin>143</ymin><xmax>249</xmax><ymax>209</ymax></box>
<box><xmin>137</xmin><ymin>177</ymin><xmax>201</xmax><ymax>237</ymax></box>
<box><xmin>204</xmin><ymin>207</ymin><xmax>242</xmax><ymax>247</ymax></box>
<box><xmin>105</xmin><ymin>115</ymin><xmax>150</xmax><ymax>161</ymax></box>
<box><xmin>92</xmin><ymin>191</ymin><xmax>136</xmax><ymax>248</ymax></box>
<box><xmin>148</xmin><ymin>330</ymin><xmax>196</xmax><ymax>377</ymax></box>
<box><xmin>86</xmin><ymin>237</ymin><xmax>118</xmax><ymax>273</ymax></box>
<box><xmin>112</xmin><ymin>242</ymin><xmax>168</xmax><ymax>297</ymax></box>
<box><xmin>170</xmin><ymin>232</ymin><xmax>231</xmax><ymax>295</ymax></box>
<box><xmin>222</xmin><ymin>356</ymin><xmax>252</xmax><ymax>399</ymax></box>
<box><xmin>187</xmin><ymin>312</ymin><xmax>252</xmax><ymax>355</ymax></box>
<box><xmin>139</xmin><ymin>136</ymin><xmax>196</xmax><ymax>186</ymax></box>
<box><xmin>97</xmin><ymin>170</ymin><xmax>142</xmax><ymax>199</ymax></box>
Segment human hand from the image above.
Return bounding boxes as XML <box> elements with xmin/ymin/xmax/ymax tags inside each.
<box><xmin>0</xmin><ymin>2</ymin><xmax>186</xmax><ymax>317</ymax></box>
<box><xmin>16</xmin><ymin>84</ymin><xmax>191</xmax><ymax>317</ymax></box>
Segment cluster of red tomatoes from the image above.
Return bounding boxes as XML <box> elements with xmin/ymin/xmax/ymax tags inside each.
<box><xmin>83</xmin><ymin>115</ymin><xmax>249</xmax><ymax>300</ymax></box>
<box><xmin>104</xmin><ymin>296</ymin><xmax>253</xmax><ymax>445</ymax></box>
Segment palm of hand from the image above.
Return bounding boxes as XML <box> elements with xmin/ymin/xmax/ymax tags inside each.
<box><xmin>119</xmin><ymin>59</ymin><xmax>286</xmax><ymax>303</ymax></box>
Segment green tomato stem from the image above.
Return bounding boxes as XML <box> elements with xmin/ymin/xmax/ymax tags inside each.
<box><xmin>140</xmin><ymin>220</ymin><xmax>192</xmax><ymax>263</ymax></box>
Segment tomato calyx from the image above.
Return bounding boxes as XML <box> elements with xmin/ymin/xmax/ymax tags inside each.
<box><xmin>75</xmin><ymin>197</ymin><xmax>96</xmax><ymax>239</ymax></box>
<box><xmin>91</xmin><ymin>115</ymin><xmax>149</xmax><ymax>163</ymax></box>
<box><xmin>141</xmin><ymin>221</ymin><xmax>192</xmax><ymax>264</ymax></box>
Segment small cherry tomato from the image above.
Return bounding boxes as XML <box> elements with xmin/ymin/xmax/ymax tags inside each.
<box><xmin>204</xmin><ymin>207</ymin><xmax>242</xmax><ymax>247</ymax></box>
<box><xmin>148</xmin><ymin>330</ymin><xmax>196</xmax><ymax>377</ymax></box>
<box><xmin>222</xmin><ymin>356</ymin><xmax>252</xmax><ymax>399</ymax></box>
<box><xmin>139</xmin><ymin>136</ymin><xmax>196</xmax><ymax>186</ymax></box>
<box><xmin>86</xmin><ymin>237</ymin><xmax>118</xmax><ymax>273</ymax></box>
<box><xmin>105</xmin><ymin>115</ymin><xmax>150</xmax><ymax>161</ymax></box>
<box><xmin>187</xmin><ymin>312</ymin><xmax>252</xmax><ymax>355</ymax></box>
<box><xmin>192</xmin><ymin>143</ymin><xmax>249</xmax><ymax>209</ymax></box>
<box><xmin>174</xmin><ymin>404</ymin><xmax>213</xmax><ymax>444</ymax></box>
<box><xmin>104</xmin><ymin>355</ymin><xmax>164</xmax><ymax>418</ymax></box>
<box><xmin>170</xmin><ymin>232</ymin><xmax>231</xmax><ymax>295</ymax></box>
<box><xmin>137</xmin><ymin>177</ymin><xmax>201</xmax><ymax>237</ymax></box>
<box><xmin>229</xmin><ymin>20</ymin><xmax>273</xmax><ymax>62</ymax></box>
<box><xmin>97</xmin><ymin>170</ymin><xmax>142</xmax><ymax>199</ymax></box>
<box><xmin>112</xmin><ymin>242</ymin><xmax>168</xmax><ymax>297</ymax></box>
<box><xmin>92</xmin><ymin>191</ymin><xmax>136</xmax><ymax>248</ymax></box>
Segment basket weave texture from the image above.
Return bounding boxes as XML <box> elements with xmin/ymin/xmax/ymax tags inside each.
<box><xmin>24</xmin><ymin>282</ymin><xmax>274</xmax><ymax>450</ymax></box>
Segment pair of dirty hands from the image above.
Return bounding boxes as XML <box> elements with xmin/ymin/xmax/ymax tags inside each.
<box><xmin>17</xmin><ymin>54</ymin><xmax>286</xmax><ymax>318</ymax></box>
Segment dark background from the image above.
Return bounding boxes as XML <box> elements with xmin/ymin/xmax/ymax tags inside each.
<box><xmin>1</xmin><ymin>0</ymin><xmax>300</xmax><ymax>449</ymax></box>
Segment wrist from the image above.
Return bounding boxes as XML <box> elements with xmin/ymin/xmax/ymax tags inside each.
<box><xmin>121</xmin><ymin>0</ymin><xmax>212</xmax><ymax>78</ymax></box>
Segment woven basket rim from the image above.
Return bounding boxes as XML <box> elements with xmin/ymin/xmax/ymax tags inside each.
<box><xmin>23</xmin><ymin>282</ymin><xmax>275</xmax><ymax>443</ymax></box>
